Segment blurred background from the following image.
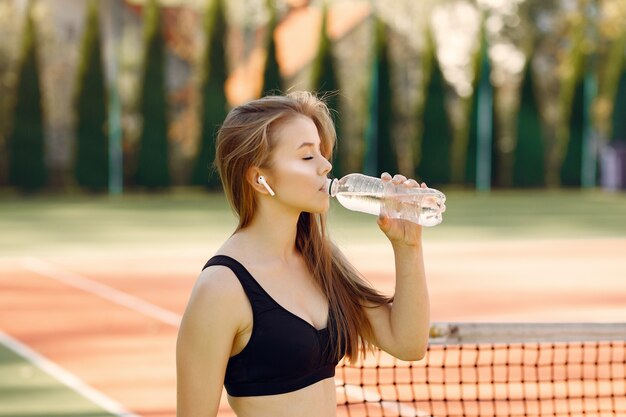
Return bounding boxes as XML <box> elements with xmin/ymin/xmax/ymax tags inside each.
<box><xmin>1</xmin><ymin>0</ymin><xmax>625</xmax><ymax>195</ymax></box>
<box><xmin>1</xmin><ymin>2</ymin><xmax>626</xmax><ymax>416</ymax></box>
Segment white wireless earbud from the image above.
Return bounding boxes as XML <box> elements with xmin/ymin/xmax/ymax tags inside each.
<box><xmin>257</xmin><ymin>176</ymin><xmax>275</xmax><ymax>196</ymax></box>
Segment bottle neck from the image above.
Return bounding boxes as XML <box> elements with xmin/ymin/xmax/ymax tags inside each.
<box><xmin>326</xmin><ymin>178</ymin><xmax>337</xmax><ymax>197</ymax></box>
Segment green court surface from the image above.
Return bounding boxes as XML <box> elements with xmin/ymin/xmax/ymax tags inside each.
<box><xmin>0</xmin><ymin>189</ymin><xmax>624</xmax><ymax>257</ymax></box>
<box><xmin>0</xmin><ymin>339</ymin><xmax>115</xmax><ymax>417</ymax></box>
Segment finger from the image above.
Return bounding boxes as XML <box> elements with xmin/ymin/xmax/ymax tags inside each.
<box><xmin>381</xmin><ymin>172</ymin><xmax>392</xmax><ymax>181</ymax></box>
<box><xmin>404</xmin><ymin>179</ymin><xmax>419</xmax><ymax>187</ymax></box>
<box><xmin>392</xmin><ymin>174</ymin><xmax>407</xmax><ymax>184</ymax></box>
<box><xmin>377</xmin><ymin>214</ymin><xmax>390</xmax><ymax>231</ymax></box>
<box><xmin>420</xmin><ymin>182</ymin><xmax>427</xmax><ymax>188</ymax></box>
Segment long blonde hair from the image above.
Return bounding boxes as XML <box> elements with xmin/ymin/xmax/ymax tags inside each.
<box><xmin>214</xmin><ymin>91</ymin><xmax>392</xmax><ymax>362</ymax></box>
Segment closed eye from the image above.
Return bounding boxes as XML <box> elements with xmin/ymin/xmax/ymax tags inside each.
<box><xmin>303</xmin><ymin>156</ymin><xmax>314</xmax><ymax>160</ymax></box>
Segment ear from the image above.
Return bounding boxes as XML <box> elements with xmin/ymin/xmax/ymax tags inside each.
<box><xmin>246</xmin><ymin>167</ymin><xmax>272</xmax><ymax>195</ymax></box>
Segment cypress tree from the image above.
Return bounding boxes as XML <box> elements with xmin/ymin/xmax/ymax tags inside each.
<box><xmin>561</xmin><ymin>74</ymin><xmax>584</xmax><ymax>187</ymax></box>
<box><xmin>311</xmin><ymin>5</ymin><xmax>342</xmax><ymax>177</ymax></box>
<box><xmin>9</xmin><ymin>6</ymin><xmax>46</xmax><ymax>192</ymax></box>
<box><xmin>373</xmin><ymin>20</ymin><xmax>396</xmax><ymax>176</ymax></box>
<box><xmin>513</xmin><ymin>60</ymin><xmax>544</xmax><ymax>187</ymax></box>
<box><xmin>261</xmin><ymin>0</ymin><xmax>282</xmax><ymax>96</ymax></box>
<box><xmin>192</xmin><ymin>0</ymin><xmax>228</xmax><ymax>188</ymax></box>
<box><xmin>74</xmin><ymin>0</ymin><xmax>108</xmax><ymax>191</ymax></box>
<box><xmin>136</xmin><ymin>0</ymin><xmax>170</xmax><ymax>189</ymax></box>
<box><xmin>418</xmin><ymin>42</ymin><xmax>451</xmax><ymax>185</ymax></box>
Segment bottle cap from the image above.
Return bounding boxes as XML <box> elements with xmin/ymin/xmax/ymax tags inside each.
<box><xmin>325</xmin><ymin>178</ymin><xmax>335</xmax><ymax>196</ymax></box>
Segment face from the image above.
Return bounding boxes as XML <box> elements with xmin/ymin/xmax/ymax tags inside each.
<box><xmin>263</xmin><ymin>115</ymin><xmax>333</xmax><ymax>214</ymax></box>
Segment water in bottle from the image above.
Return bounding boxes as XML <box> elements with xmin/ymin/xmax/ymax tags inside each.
<box><xmin>326</xmin><ymin>173</ymin><xmax>446</xmax><ymax>227</ymax></box>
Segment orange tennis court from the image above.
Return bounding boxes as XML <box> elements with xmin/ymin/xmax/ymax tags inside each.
<box><xmin>1</xmin><ymin>192</ymin><xmax>625</xmax><ymax>416</ymax></box>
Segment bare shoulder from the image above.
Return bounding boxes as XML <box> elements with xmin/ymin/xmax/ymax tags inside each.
<box><xmin>182</xmin><ymin>264</ymin><xmax>248</xmax><ymax>329</ymax></box>
<box><xmin>196</xmin><ymin>264</ymin><xmax>243</xmax><ymax>297</ymax></box>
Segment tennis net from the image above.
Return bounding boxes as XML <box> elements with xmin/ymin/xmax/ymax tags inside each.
<box><xmin>336</xmin><ymin>322</ymin><xmax>626</xmax><ymax>417</ymax></box>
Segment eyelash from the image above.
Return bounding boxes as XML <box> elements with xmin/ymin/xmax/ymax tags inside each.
<box><xmin>302</xmin><ymin>150</ymin><xmax>330</xmax><ymax>162</ymax></box>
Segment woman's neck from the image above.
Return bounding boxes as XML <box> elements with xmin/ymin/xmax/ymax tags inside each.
<box><xmin>233</xmin><ymin>209</ymin><xmax>301</xmax><ymax>263</ymax></box>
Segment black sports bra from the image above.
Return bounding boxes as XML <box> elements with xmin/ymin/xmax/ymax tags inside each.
<box><xmin>202</xmin><ymin>255</ymin><xmax>342</xmax><ymax>397</ymax></box>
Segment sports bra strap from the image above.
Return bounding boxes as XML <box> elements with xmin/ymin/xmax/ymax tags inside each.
<box><xmin>202</xmin><ymin>255</ymin><xmax>277</xmax><ymax>315</ymax></box>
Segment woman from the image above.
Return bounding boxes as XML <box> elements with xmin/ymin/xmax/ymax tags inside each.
<box><xmin>176</xmin><ymin>92</ymin><xmax>431</xmax><ymax>417</ymax></box>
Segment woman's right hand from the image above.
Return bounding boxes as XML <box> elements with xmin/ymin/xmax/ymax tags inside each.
<box><xmin>377</xmin><ymin>172</ymin><xmax>425</xmax><ymax>248</ymax></box>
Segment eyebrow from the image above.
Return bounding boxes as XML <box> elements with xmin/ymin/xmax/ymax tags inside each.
<box><xmin>296</xmin><ymin>142</ymin><xmax>319</xmax><ymax>150</ymax></box>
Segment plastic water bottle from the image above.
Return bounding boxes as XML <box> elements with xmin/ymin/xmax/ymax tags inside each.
<box><xmin>326</xmin><ymin>173</ymin><xmax>447</xmax><ymax>227</ymax></box>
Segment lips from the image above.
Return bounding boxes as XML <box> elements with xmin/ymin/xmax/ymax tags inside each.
<box><xmin>319</xmin><ymin>178</ymin><xmax>332</xmax><ymax>193</ymax></box>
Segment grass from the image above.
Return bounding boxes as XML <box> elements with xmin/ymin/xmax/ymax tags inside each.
<box><xmin>1</xmin><ymin>188</ymin><xmax>624</xmax><ymax>257</ymax></box>
<box><xmin>0</xmin><ymin>343</ymin><xmax>114</xmax><ymax>417</ymax></box>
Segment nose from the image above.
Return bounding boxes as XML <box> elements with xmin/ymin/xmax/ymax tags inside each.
<box><xmin>319</xmin><ymin>157</ymin><xmax>332</xmax><ymax>176</ymax></box>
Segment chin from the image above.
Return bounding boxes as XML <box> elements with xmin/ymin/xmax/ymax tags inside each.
<box><xmin>302</xmin><ymin>194</ymin><xmax>329</xmax><ymax>214</ymax></box>
<box><xmin>306</xmin><ymin>203</ymin><xmax>329</xmax><ymax>215</ymax></box>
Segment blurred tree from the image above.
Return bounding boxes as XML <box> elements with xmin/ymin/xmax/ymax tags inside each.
<box><xmin>0</xmin><ymin>5</ymin><xmax>16</xmax><ymax>187</ymax></box>
<box><xmin>9</xmin><ymin>6</ymin><xmax>46</xmax><ymax>192</ymax></box>
<box><xmin>513</xmin><ymin>60</ymin><xmax>545</xmax><ymax>187</ymax></box>
<box><xmin>417</xmin><ymin>34</ymin><xmax>451</xmax><ymax>186</ymax></box>
<box><xmin>311</xmin><ymin>4</ymin><xmax>343</xmax><ymax>177</ymax></box>
<box><xmin>466</xmin><ymin>99</ymin><xmax>478</xmax><ymax>185</ymax></box>
<box><xmin>596</xmin><ymin>8</ymin><xmax>626</xmax><ymax>141</ymax></box>
<box><xmin>561</xmin><ymin>71</ymin><xmax>584</xmax><ymax>187</ymax></box>
<box><xmin>136</xmin><ymin>0</ymin><xmax>170</xmax><ymax>189</ymax></box>
<box><xmin>261</xmin><ymin>0</ymin><xmax>282</xmax><ymax>96</ymax></box>
<box><xmin>74</xmin><ymin>0</ymin><xmax>108</xmax><ymax>191</ymax></box>
<box><xmin>192</xmin><ymin>0</ymin><xmax>228</xmax><ymax>189</ymax></box>
<box><xmin>372</xmin><ymin>20</ymin><xmax>396</xmax><ymax>176</ymax></box>
<box><xmin>555</xmin><ymin>6</ymin><xmax>587</xmax><ymax>189</ymax></box>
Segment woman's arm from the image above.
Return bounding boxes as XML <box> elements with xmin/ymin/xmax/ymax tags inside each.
<box><xmin>176</xmin><ymin>267</ymin><xmax>245</xmax><ymax>416</ymax></box>
<box><xmin>363</xmin><ymin>173</ymin><xmax>430</xmax><ymax>361</ymax></box>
